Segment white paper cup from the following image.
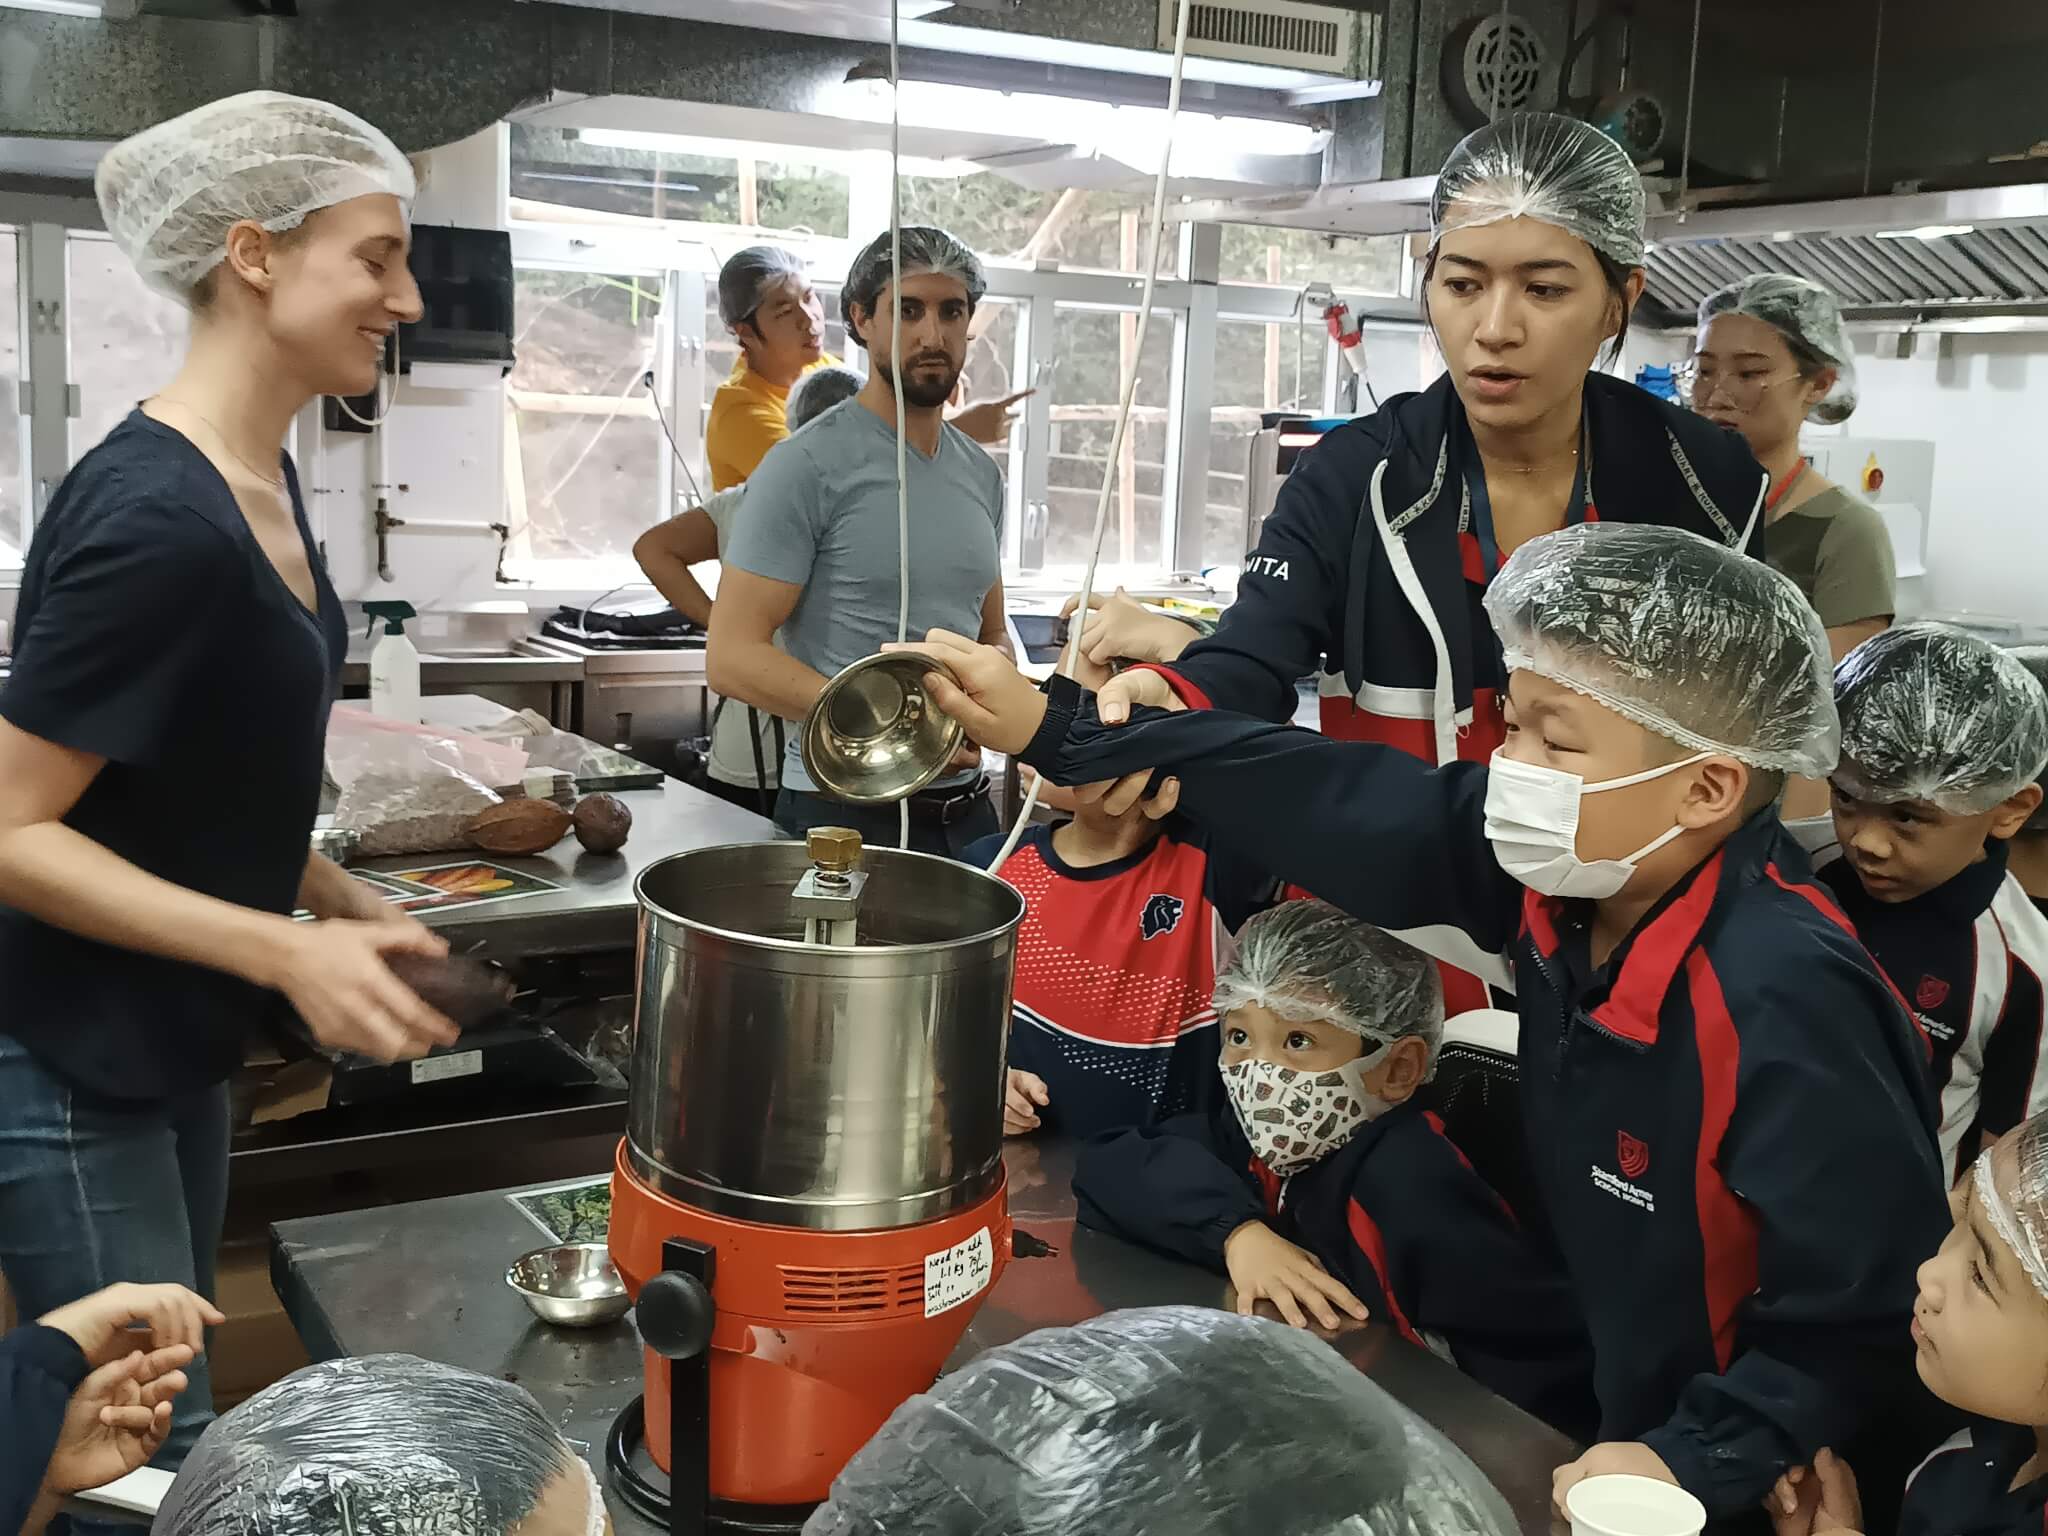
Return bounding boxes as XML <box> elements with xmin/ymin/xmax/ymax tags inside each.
<box><xmin>1565</xmin><ymin>1474</ymin><xmax>1707</xmax><ymax>1536</ymax></box>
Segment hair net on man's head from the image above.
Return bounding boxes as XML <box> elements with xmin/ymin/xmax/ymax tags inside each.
<box><xmin>2010</xmin><ymin>647</ymin><xmax>2048</xmax><ymax>832</ymax></box>
<box><xmin>154</xmin><ymin>1355</ymin><xmax>599</xmax><ymax>1536</ymax></box>
<box><xmin>1485</xmin><ymin>523</ymin><xmax>1839</xmax><ymax>778</ymax></box>
<box><xmin>1973</xmin><ymin>1114</ymin><xmax>2048</xmax><ymax>1304</ymax></box>
<box><xmin>840</xmin><ymin>226</ymin><xmax>986</xmax><ymax>346</ymax></box>
<box><xmin>1213</xmin><ymin>900</ymin><xmax>1443</xmax><ymax>1060</ymax></box>
<box><xmin>717</xmin><ymin>245</ymin><xmax>809</xmax><ymax>330</ymax></box>
<box><xmin>804</xmin><ymin>1306</ymin><xmax>1517</xmax><ymax>1536</ymax></box>
<box><xmin>789</xmin><ymin>365</ymin><xmax>864</xmax><ymax>432</ymax></box>
<box><xmin>96</xmin><ymin>91</ymin><xmax>415</xmax><ymax>307</ymax></box>
<box><xmin>1697</xmin><ymin>274</ymin><xmax>1859</xmax><ymax>424</ymax></box>
<box><xmin>1432</xmin><ymin>111</ymin><xmax>1647</xmax><ymax>269</ymax></box>
<box><xmin>1831</xmin><ymin>624</ymin><xmax>2048</xmax><ymax>817</ymax></box>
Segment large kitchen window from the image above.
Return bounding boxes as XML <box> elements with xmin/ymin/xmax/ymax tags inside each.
<box><xmin>67</xmin><ymin>231</ymin><xmax>187</xmax><ymax>463</ymax></box>
<box><xmin>1045</xmin><ymin>306</ymin><xmax>1175</xmax><ymax>573</ymax></box>
<box><xmin>505</xmin><ymin>266</ymin><xmax>673</xmax><ymax>566</ymax></box>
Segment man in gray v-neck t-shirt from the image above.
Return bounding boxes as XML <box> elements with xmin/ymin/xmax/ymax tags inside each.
<box><xmin>711</xmin><ymin>224</ymin><xmax>1009</xmax><ymax>858</ymax></box>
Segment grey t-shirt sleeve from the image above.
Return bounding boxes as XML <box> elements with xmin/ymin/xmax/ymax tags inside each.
<box><xmin>700</xmin><ymin>486</ymin><xmax>746</xmax><ymax>546</ymax></box>
<box><xmin>1812</xmin><ymin>493</ymin><xmax>1897</xmax><ymax>628</ymax></box>
<box><xmin>722</xmin><ymin>437</ymin><xmax>821</xmax><ymax>586</ymax></box>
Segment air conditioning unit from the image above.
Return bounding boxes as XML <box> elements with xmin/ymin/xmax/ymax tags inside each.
<box><xmin>1156</xmin><ymin>0</ymin><xmax>1368</xmax><ymax>74</ymax></box>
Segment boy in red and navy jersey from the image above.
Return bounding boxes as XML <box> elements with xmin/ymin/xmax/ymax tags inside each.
<box><xmin>906</xmin><ymin>523</ymin><xmax>1948</xmax><ymax>1525</ymax></box>
<box><xmin>1075</xmin><ymin>900</ymin><xmax>1596</xmax><ymax>1438</ymax></box>
<box><xmin>1817</xmin><ymin>625</ymin><xmax>2048</xmax><ymax>1183</ymax></box>
<box><xmin>966</xmin><ymin>774</ymin><xmax>1282</xmax><ymax>1140</ymax></box>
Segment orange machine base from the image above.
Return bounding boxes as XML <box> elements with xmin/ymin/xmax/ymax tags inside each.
<box><xmin>609</xmin><ymin>1143</ymin><xmax>1011</xmax><ymax>1507</ymax></box>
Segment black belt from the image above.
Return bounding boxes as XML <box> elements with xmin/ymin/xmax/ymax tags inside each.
<box><xmin>905</xmin><ymin>774</ymin><xmax>991</xmax><ymax>826</ymax></box>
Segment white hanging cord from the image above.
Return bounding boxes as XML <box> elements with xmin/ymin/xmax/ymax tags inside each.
<box><xmin>891</xmin><ymin>0</ymin><xmax>913</xmax><ymax>851</ymax></box>
<box><xmin>333</xmin><ymin>329</ymin><xmax>401</xmax><ymax>429</ymax></box>
<box><xmin>980</xmin><ymin>0</ymin><xmax>1195</xmax><ymax>873</ymax></box>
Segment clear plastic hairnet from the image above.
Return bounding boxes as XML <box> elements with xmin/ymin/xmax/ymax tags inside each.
<box><xmin>1973</xmin><ymin>1115</ymin><xmax>2048</xmax><ymax>1303</ymax></box>
<box><xmin>717</xmin><ymin>244</ymin><xmax>809</xmax><ymax>330</ymax></box>
<box><xmin>2011</xmin><ymin>647</ymin><xmax>2048</xmax><ymax>831</ymax></box>
<box><xmin>840</xmin><ymin>225</ymin><xmax>987</xmax><ymax>344</ymax></box>
<box><xmin>154</xmin><ymin>1355</ymin><xmax>597</xmax><ymax>1536</ymax></box>
<box><xmin>789</xmin><ymin>365</ymin><xmax>864</xmax><ymax>432</ymax></box>
<box><xmin>96</xmin><ymin>91</ymin><xmax>416</xmax><ymax>306</ymax></box>
<box><xmin>804</xmin><ymin>1306</ymin><xmax>1517</xmax><ymax>1536</ymax></box>
<box><xmin>1431</xmin><ymin>111</ymin><xmax>1647</xmax><ymax>269</ymax></box>
<box><xmin>1831</xmin><ymin>623</ymin><xmax>2048</xmax><ymax>816</ymax></box>
<box><xmin>1485</xmin><ymin>523</ymin><xmax>1839</xmax><ymax>777</ymax></box>
<box><xmin>1697</xmin><ymin>274</ymin><xmax>1859</xmax><ymax>424</ymax></box>
<box><xmin>1213</xmin><ymin>899</ymin><xmax>1443</xmax><ymax>1059</ymax></box>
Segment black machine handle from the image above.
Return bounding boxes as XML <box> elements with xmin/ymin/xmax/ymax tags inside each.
<box><xmin>655</xmin><ymin>1239</ymin><xmax>716</xmax><ymax>1536</ymax></box>
<box><xmin>639</xmin><ymin>1268</ymin><xmax>716</xmax><ymax>1361</ymax></box>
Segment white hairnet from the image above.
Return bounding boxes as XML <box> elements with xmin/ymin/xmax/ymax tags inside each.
<box><xmin>2012</xmin><ymin>647</ymin><xmax>2048</xmax><ymax>832</ymax></box>
<box><xmin>718</xmin><ymin>244</ymin><xmax>809</xmax><ymax>330</ymax></box>
<box><xmin>1213</xmin><ymin>900</ymin><xmax>1443</xmax><ymax>1060</ymax></box>
<box><xmin>804</xmin><ymin>1306</ymin><xmax>1518</xmax><ymax>1536</ymax></box>
<box><xmin>1485</xmin><ymin>523</ymin><xmax>1839</xmax><ymax>778</ymax></box>
<box><xmin>789</xmin><ymin>365</ymin><xmax>864</xmax><ymax>431</ymax></box>
<box><xmin>96</xmin><ymin>91</ymin><xmax>415</xmax><ymax>306</ymax></box>
<box><xmin>1973</xmin><ymin>1116</ymin><xmax>2048</xmax><ymax>1303</ymax></box>
<box><xmin>1432</xmin><ymin>111</ymin><xmax>1647</xmax><ymax>269</ymax></box>
<box><xmin>1697</xmin><ymin>274</ymin><xmax>1859</xmax><ymax>424</ymax></box>
<box><xmin>154</xmin><ymin>1355</ymin><xmax>595</xmax><ymax>1536</ymax></box>
<box><xmin>1832</xmin><ymin>624</ymin><xmax>2048</xmax><ymax>816</ymax></box>
<box><xmin>840</xmin><ymin>225</ymin><xmax>986</xmax><ymax>344</ymax></box>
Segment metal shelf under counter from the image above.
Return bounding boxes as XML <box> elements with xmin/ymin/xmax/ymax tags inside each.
<box><xmin>339</xmin><ymin>640</ymin><xmax>587</xmax><ymax>731</ymax></box>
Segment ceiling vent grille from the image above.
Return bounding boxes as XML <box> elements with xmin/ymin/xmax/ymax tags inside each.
<box><xmin>1158</xmin><ymin>0</ymin><xmax>1366</xmax><ymax>74</ymax></box>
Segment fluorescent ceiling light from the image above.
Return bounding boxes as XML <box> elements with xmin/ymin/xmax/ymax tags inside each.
<box><xmin>0</xmin><ymin>0</ymin><xmax>108</xmax><ymax>13</ymax></box>
<box><xmin>1876</xmin><ymin>223</ymin><xmax>1975</xmax><ymax>241</ymax></box>
<box><xmin>575</xmin><ymin>127</ymin><xmax>971</xmax><ymax>179</ymax></box>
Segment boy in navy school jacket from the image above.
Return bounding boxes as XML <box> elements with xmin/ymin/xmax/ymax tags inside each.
<box><xmin>898</xmin><ymin>523</ymin><xmax>1951</xmax><ymax>1524</ymax></box>
<box><xmin>1075</xmin><ymin>898</ymin><xmax>1597</xmax><ymax>1438</ymax></box>
<box><xmin>1816</xmin><ymin>625</ymin><xmax>2048</xmax><ymax>1185</ymax></box>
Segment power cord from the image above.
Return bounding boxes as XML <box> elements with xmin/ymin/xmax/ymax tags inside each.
<box><xmin>643</xmin><ymin>368</ymin><xmax>708</xmax><ymax>510</ymax></box>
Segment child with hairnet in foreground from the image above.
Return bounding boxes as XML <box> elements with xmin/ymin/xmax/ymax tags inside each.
<box><xmin>1816</xmin><ymin>624</ymin><xmax>2048</xmax><ymax>1184</ymax></box>
<box><xmin>1074</xmin><ymin>899</ymin><xmax>1596</xmax><ymax>1438</ymax></box>
<box><xmin>1767</xmin><ymin>1111</ymin><xmax>2048</xmax><ymax>1536</ymax></box>
<box><xmin>899</xmin><ymin>522</ymin><xmax>1949</xmax><ymax>1525</ymax></box>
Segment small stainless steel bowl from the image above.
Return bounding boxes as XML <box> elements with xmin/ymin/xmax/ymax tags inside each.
<box><xmin>505</xmin><ymin>1244</ymin><xmax>631</xmax><ymax>1328</ymax></box>
<box><xmin>801</xmin><ymin>652</ymin><xmax>967</xmax><ymax>806</ymax></box>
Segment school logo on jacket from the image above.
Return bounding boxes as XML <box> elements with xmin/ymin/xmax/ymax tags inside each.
<box><xmin>1140</xmin><ymin>893</ymin><xmax>1186</xmax><ymax>941</ymax></box>
<box><xmin>1617</xmin><ymin>1130</ymin><xmax>1650</xmax><ymax>1180</ymax></box>
<box><xmin>1591</xmin><ymin>1129</ymin><xmax>1655</xmax><ymax>1213</ymax></box>
<box><xmin>1916</xmin><ymin>974</ymin><xmax>1951</xmax><ymax>1011</ymax></box>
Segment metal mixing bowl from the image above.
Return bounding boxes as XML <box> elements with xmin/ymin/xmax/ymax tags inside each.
<box><xmin>800</xmin><ymin>652</ymin><xmax>967</xmax><ymax>805</ymax></box>
<box><xmin>505</xmin><ymin>1243</ymin><xmax>631</xmax><ymax>1328</ymax></box>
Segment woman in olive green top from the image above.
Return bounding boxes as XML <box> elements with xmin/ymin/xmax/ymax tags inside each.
<box><xmin>1691</xmin><ymin>274</ymin><xmax>1895</xmax><ymax>661</ymax></box>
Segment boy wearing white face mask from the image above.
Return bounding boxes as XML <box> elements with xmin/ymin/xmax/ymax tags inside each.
<box><xmin>1075</xmin><ymin>899</ymin><xmax>1598</xmax><ymax>1438</ymax></box>
<box><xmin>901</xmin><ymin>521</ymin><xmax>1949</xmax><ymax>1528</ymax></box>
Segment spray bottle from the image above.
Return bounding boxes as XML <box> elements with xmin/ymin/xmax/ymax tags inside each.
<box><xmin>363</xmin><ymin>600</ymin><xmax>421</xmax><ymax>723</ymax></box>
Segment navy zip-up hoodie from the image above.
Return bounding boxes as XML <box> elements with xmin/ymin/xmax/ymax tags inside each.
<box><xmin>1151</xmin><ymin>372</ymin><xmax>1767</xmax><ymax>763</ymax></box>
<box><xmin>1076</xmin><ymin>1098</ymin><xmax>1599</xmax><ymax>1439</ymax></box>
<box><xmin>1</xmin><ymin>1324</ymin><xmax>89</xmax><ymax>1535</ymax></box>
<box><xmin>1020</xmin><ymin>688</ymin><xmax>1949</xmax><ymax>1517</ymax></box>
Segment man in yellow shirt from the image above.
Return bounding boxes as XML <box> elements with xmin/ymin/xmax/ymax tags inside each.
<box><xmin>706</xmin><ymin>245</ymin><xmax>833</xmax><ymax>490</ymax></box>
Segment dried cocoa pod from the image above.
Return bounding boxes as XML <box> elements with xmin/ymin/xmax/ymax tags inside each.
<box><xmin>467</xmin><ymin>799</ymin><xmax>572</xmax><ymax>856</ymax></box>
<box><xmin>572</xmin><ymin>793</ymin><xmax>632</xmax><ymax>855</ymax></box>
<box><xmin>384</xmin><ymin>951</ymin><xmax>516</xmax><ymax>1029</ymax></box>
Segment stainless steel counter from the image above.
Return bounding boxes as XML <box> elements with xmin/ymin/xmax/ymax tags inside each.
<box><xmin>359</xmin><ymin>779</ymin><xmax>774</xmax><ymax>959</ymax></box>
<box><xmin>339</xmin><ymin>643</ymin><xmax>588</xmax><ymax>732</ymax></box>
<box><xmin>270</xmin><ymin>1135</ymin><xmax>1575</xmax><ymax>1535</ymax></box>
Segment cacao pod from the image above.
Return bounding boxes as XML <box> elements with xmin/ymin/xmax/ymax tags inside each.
<box><xmin>572</xmin><ymin>793</ymin><xmax>633</xmax><ymax>855</ymax></box>
<box><xmin>467</xmin><ymin>799</ymin><xmax>571</xmax><ymax>856</ymax></box>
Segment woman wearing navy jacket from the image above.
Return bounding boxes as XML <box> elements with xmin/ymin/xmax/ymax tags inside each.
<box><xmin>1100</xmin><ymin>111</ymin><xmax>1767</xmax><ymax>1010</ymax></box>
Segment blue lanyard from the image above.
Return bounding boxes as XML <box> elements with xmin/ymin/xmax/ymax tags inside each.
<box><xmin>1461</xmin><ymin>430</ymin><xmax>1591</xmax><ymax>580</ymax></box>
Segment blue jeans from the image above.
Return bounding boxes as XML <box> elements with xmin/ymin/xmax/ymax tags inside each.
<box><xmin>0</xmin><ymin>1035</ymin><xmax>231</xmax><ymax>1486</ymax></box>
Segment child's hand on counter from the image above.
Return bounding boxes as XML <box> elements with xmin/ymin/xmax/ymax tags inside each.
<box><xmin>1005</xmin><ymin>1069</ymin><xmax>1049</xmax><ymax>1135</ymax></box>
<box><xmin>1223</xmin><ymin>1220</ymin><xmax>1370</xmax><ymax>1331</ymax></box>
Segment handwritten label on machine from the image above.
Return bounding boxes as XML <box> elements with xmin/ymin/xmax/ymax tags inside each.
<box><xmin>923</xmin><ymin>1226</ymin><xmax>995</xmax><ymax>1318</ymax></box>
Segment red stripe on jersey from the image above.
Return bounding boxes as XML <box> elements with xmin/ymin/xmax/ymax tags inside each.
<box><xmin>1686</xmin><ymin>948</ymin><xmax>1759</xmax><ymax>1371</ymax></box>
<box><xmin>998</xmin><ymin>835</ymin><xmax>1220</xmax><ymax>1049</ymax></box>
<box><xmin>1318</xmin><ymin>697</ymin><xmax>1504</xmax><ymax>764</ymax></box>
<box><xmin>1346</xmin><ymin>1197</ymin><xmax>1421</xmax><ymax>1346</ymax></box>
<box><xmin>1769</xmin><ymin>861</ymin><xmax>1928</xmax><ymax>1059</ymax></box>
<box><xmin>1129</xmin><ymin>663</ymin><xmax>1212</xmax><ymax>712</ymax></box>
<box><xmin>1250</xmin><ymin>1156</ymin><xmax>1283</xmax><ymax>1217</ymax></box>
<box><xmin>1424</xmin><ymin>1109</ymin><xmax>1518</xmax><ymax>1225</ymax></box>
<box><xmin>1459</xmin><ymin>529</ymin><xmax>1489</xmax><ymax>586</ymax></box>
<box><xmin>1588</xmin><ymin>849</ymin><xmax>1725</xmax><ymax>1047</ymax></box>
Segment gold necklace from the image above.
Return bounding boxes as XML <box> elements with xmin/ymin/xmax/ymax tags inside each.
<box><xmin>150</xmin><ymin>397</ymin><xmax>286</xmax><ymax>491</ymax></box>
<box><xmin>1503</xmin><ymin>444</ymin><xmax>1581</xmax><ymax>476</ymax></box>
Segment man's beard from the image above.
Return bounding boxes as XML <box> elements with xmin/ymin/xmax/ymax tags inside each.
<box><xmin>876</xmin><ymin>352</ymin><xmax>962</xmax><ymax>410</ymax></box>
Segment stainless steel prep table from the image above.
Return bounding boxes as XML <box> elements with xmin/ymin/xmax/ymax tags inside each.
<box><xmin>269</xmin><ymin>1135</ymin><xmax>1575</xmax><ymax>1535</ymax></box>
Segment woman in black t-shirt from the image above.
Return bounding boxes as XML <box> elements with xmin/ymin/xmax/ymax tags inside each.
<box><xmin>0</xmin><ymin>92</ymin><xmax>458</xmax><ymax>1480</ymax></box>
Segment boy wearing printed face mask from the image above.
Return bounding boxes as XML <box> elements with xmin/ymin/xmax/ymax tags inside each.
<box><xmin>1075</xmin><ymin>899</ymin><xmax>1597</xmax><ymax>1437</ymax></box>
<box><xmin>898</xmin><ymin>522</ymin><xmax>1949</xmax><ymax>1527</ymax></box>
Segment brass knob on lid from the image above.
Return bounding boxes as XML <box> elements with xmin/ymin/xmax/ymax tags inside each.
<box><xmin>807</xmin><ymin>827</ymin><xmax>863</xmax><ymax>874</ymax></box>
